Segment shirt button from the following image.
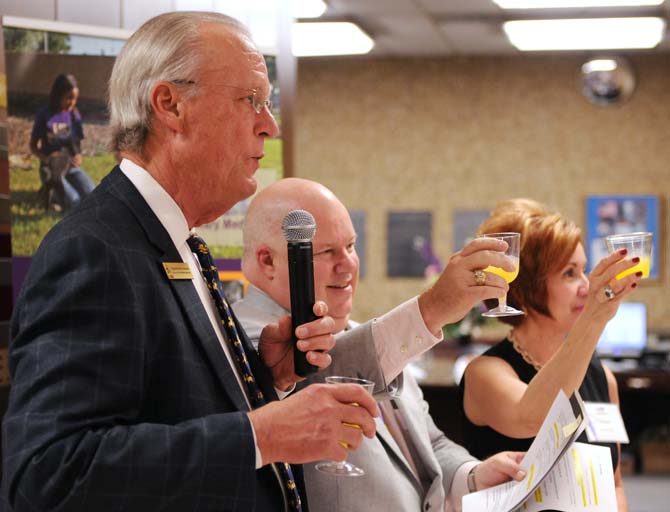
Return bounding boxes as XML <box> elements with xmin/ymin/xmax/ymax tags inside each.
<box><xmin>415</xmin><ymin>335</ymin><xmax>423</xmax><ymax>344</ymax></box>
<box><xmin>400</xmin><ymin>344</ymin><xmax>408</xmax><ymax>353</ymax></box>
<box><xmin>425</xmin><ymin>503</ymin><xmax>431</xmax><ymax>510</ymax></box>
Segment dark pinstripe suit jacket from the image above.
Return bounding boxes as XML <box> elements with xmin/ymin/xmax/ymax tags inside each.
<box><xmin>2</xmin><ymin>167</ymin><xmax>305</xmax><ymax>511</ymax></box>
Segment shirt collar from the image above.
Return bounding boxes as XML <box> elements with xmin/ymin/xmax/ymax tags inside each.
<box><xmin>119</xmin><ymin>158</ymin><xmax>191</xmax><ymax>248</ymax></box>
<box><xmin>244</xmin><ymin>284</ymin><xmax>290</xmax><ymax>317</ymax></box>
<box><xmin>244</xmin><ymin>284</ymin><xmax>357</xmax><ymax>331</ymax></box>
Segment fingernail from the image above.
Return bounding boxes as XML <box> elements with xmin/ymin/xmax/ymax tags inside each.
<box><xmin>619</xmin><ymin>248</ymin><xmax>628</xmax><ymax>255</ymax></box>
<box><xmin>635</xmin><ymin>271</ymin><xmax>642</xmax><ymax>277</ymax></box>
<box><xmin>296</xmin><ymin>327</ymin><xmax>307</xmax><ymax>338</ymax></box>
<box><xmin>632</xmin><ymin>257</ymin><xmax>640</xmax><ymax>263</ymax></box>
<box><xmin>632</xmin><ymin>283</ymin><xmax>637</xmax><ymax>288</ymax></box>
<box><xmin>297</xmin><ymin>340</ymin><xmax>307</xmax><ymax>350</ymax></box>
<box><xmin>516</xmin><ymin>470</ymin><xmax>526</xmax><ymax>480</ymax></box>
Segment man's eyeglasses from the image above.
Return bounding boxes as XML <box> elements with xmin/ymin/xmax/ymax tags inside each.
<box><xmin>171</xmin><ymin>79</ymin><xmax>273</xmax><ymax>114</ymax></box>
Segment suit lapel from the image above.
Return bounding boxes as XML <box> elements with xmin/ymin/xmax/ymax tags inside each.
<box><xmin>104</xmin><ymin>167</ymin><xmax>248</xmax><ymax>412</ymax></box>
<box><xmin>393</xmin><ymin>398</ymin><xmax>440</xmax><ymax>484</ymax></box>
<box><xmin>376</xmin><ymin>401</ymin><xmax>424</xmax><ymax>487</ymax></box>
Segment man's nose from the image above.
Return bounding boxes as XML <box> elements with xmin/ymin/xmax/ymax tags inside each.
<box><xmin>336</xmin><ymin>252</ymin><xmax>357</xmax><ymax>273</ymax></box>
<box><xmin>256</xmin><ymin>108</ymin><xmax>280</xmax><ymax>138</ymax></box>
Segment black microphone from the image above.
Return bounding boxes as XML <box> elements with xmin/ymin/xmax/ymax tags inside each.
<box><xmin>282</xmin><ymin>209</ymin><xmax>319</xmax><ymax>377</ymax></box>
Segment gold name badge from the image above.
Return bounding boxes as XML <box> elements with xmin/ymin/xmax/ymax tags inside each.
<box><xmin>162</xmin><ymin>262</ymin><xmax>193</xmax><ymax>280</ymax></box>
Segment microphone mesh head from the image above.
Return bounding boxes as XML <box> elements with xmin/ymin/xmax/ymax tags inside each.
<box><xmin>282</xmin><ymin>210</ymin><xmax>316</xmax><ymax>242</ymax></box>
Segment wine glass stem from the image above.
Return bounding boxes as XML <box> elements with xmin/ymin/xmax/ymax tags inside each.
<box><xmin>498</xmin><ymin>294</ymin><xmax>507</xmax><ymax>310</ymax></box>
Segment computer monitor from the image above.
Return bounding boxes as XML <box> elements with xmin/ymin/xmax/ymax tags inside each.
<box><xmin>597</xmin><ymin>302</ymin><xmax>647</xmax><ymax>358</ymax></box>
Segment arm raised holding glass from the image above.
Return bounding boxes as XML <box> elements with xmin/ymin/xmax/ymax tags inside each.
<box><xmin>418</xmin><ymin>236</ymin><xmax>516</xmax><ymax>336</ymax></box>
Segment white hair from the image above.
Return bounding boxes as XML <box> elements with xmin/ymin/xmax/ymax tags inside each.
<box><xmin>108</xmin><ymin>11</ymin><xmax>249</xmax><ymax>154</ymax></box>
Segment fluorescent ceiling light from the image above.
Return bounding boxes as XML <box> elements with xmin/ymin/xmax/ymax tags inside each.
<box><xmin>503</xmin><ymin>17</ymin><xmax>666</xmax><ymax>50</ymax></box>
<box><xmin>292</xmin><ymin>22</ymin><xmax>374</xmax><ymax>56</ymax></box>
<box><xmin>493</xmin><ymin>1</ymin><xmax>663</xmax><ymax>8</ymax></box>
<box><xmin>293</xmin><ymin>0</ymin><xmax>327</xmax><ymax>18</ymax></box>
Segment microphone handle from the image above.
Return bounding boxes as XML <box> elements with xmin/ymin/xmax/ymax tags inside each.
<box><xmin>287</xmin><ymin>241</ymin><xmax>319</xmax><ymax>376</ymax></box>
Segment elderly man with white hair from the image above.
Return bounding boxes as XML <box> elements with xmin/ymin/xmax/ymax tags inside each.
<box><xmin>3</xmin><ymin>12</ymin><xmax>380</xmax><ymax>512</ymax></box>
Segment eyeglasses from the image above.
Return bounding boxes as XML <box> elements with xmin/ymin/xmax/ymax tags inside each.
<box><xmin>171</xmin><ymin>79</ymin><xmax>273</xmax><ymax>114</ymax></box>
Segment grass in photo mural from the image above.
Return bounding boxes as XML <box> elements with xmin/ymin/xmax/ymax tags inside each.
<box><xmin>10</xmin><ymin>152</ymin><xmax>117</xmax><ymax>255</ymax></box>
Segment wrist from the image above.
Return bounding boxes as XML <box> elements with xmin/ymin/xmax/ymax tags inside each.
<box><xmin>417</xmin><ymin>289</ymin><xmax>444</xmax><ymax>336</ymax></box>
<box><xmin>569</xmin><ymin>305</ymin><xmax>610</xmax><ymax>343</ymax></box>
<box><xmin>248</xmin><ymin>409</ymin><xmax>274</xmax><ymax>465</ymax></box>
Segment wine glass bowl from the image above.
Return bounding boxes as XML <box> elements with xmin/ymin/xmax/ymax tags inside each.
<box><xmin>315</xmin><ymin>376</ymin><xmax>375</xmax><ymax>477</ymax></box>
<box><xmin>479</xmin><ymin>232</ymin><xmax>525</xmax><ymax>317</ymax></box>
<box><xmin>605</xmin><ymin>232</ymin><xmax>653</xmax><ymax>280</ymax></box>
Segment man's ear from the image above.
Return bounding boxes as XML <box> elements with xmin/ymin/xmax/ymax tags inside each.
<box><xmin>257</xmin><ymin>246</ymin><xmax>277</xmax><ymax>279</ymax></box>
<box><xmin>149</xmin><ymin>81</ymin><xmax>185</xmax><ymax>133</ymax></box>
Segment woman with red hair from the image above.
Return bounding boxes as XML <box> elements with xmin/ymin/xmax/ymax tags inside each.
<box><xmin>459</xmin><ymin>198</ymin><xmax>640</xmax><ymax>511</ymax></box>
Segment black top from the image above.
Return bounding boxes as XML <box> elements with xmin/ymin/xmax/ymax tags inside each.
<box><xmin>458</xmin><ymin>338</ymin><xmax>619</xmax><ymax>471</ymax></box>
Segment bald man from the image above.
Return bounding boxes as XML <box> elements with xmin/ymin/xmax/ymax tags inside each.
<box><xmin>233</xmin><ymin>178</ymin><xmax>525</xmax><ymax>512</ymax></box>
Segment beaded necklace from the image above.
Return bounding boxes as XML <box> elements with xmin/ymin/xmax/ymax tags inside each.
<box><xmin>508</xmin><ymin>328</ymin><xmax>543</xmax><ymax>371</ymax></box>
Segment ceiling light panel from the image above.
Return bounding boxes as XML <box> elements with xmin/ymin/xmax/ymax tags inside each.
<box><xmin>503</xmin><ymin>17</ymin><xmax>666</xmax><ymax>50</ymax></box>
<box><xmin>493</xmin><ymin>1</ymin><xmax>664</xmax><ymax>8</ymax></box>
<box><xmin>292</xmin><ymin>22</ymin><xmax>375</xmax><ymax>56</ymax></box>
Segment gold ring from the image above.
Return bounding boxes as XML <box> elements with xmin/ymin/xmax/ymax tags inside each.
<box><xmin>338</xmin><ymin>441</ymin><xmax>350</xmax><ymax>449</ymax></box>
<box><xmin>604</xmin><ymin>285</ymin><xmax>615</xmax><ymax>300</ymax></box>
<box><xmin>473</xmin><ymin>269</ymin><xmax>487</xmax><ymax>286</ymax></box>
<box><xmin>342</xmin><ymin>422</ymin><xmax>361</xmax><ymax>430</ymax></box>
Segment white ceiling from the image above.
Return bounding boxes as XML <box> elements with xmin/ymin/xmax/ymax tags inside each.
<box><xmin>1</xmin><ymin>0</ymin><xmax>669</xmax><ymax>56</ymax></box>
<box><xmin>0</xmin><ymin>0</ymin><xmax>285</xmax><ymax>53</ymax></box>
<box><xmin>319</xmin><ymin>0</ymin><xmax>670</xmax><ymax>55</ymax></box>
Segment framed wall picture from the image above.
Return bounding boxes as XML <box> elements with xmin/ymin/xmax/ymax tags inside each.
<box><xmin>452</xmin><ymin>209</ymin><xmax>491</xmax><ymax>252</ymax></box>
<box><xmin>585</xmin><ymin>195</ymin><xmax>660</xmax><ymax>279</ymax></box>
<box><xmin>387</xmin><ymin>211</ymin><xmax>432</xmax><ymax>278</ymax></box>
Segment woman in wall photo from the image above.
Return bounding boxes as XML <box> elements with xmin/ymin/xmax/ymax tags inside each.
<box><xmin>30</xmin><ymin>73</ymin><xmax>95</xmax><ymax>212</ymax></box>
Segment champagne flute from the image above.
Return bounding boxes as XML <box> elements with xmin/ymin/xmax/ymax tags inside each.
<box><xmin>479</xmin><ymin>232</ymin><xmax>524</xmax><ymax>317</ymax></box>
<box><xmin>315</xmin><ymin>376</ymin><xmax>375</xmax><ymax>477</ymax></box>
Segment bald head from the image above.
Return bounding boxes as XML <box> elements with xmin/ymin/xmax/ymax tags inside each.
<box><xmin>243</xmin><ymin>178</ymin><xmax>344</xmax><ymax>259</ymax></box>
<box><xmin>242</xmin><ymin>178</ymin><xmax>359</xmax><ymax>333</ymax></box>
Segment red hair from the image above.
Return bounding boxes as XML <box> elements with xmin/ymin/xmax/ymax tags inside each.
<box><xmin>478</xmin><ymin>198</ymin><xmax>582</xmax><ymax>326</ymax></box>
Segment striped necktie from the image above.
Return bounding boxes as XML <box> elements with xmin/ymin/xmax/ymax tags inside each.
<box><xmin>187</xmin><ymin>233</ymin><xmax>303</xmax><ymax>512</ymax></box>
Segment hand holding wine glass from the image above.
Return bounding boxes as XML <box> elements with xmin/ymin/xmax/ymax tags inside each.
<box><xmin>605</xmin><ymin>232</ymin><xmax>653</xmax><ymax>280</ymax></box>
<box><xmin>316</xmin><ymin>376</ymin><xmax>376</xmax><ymax>477</ymax></box>
<box><xmin>478</xmin><ymin>232</ymin><xmax>524</xmax><ymax>317</ymax></box>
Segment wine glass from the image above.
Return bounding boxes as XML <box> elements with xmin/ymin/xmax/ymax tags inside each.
<box><xmin>315</xmin><ymin>376</ymin><xmax>375</xmax><ymax>477</ymax></box>
<box><xmin>479</xmin><ymin>232</ymin><xmax>524</xmax><ymax>317</ymax></box>
<box><xmin>605</xmin><ymin>232</ymin><xmax>653</xmax><ymax>280</ymax></box>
